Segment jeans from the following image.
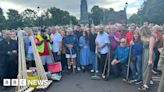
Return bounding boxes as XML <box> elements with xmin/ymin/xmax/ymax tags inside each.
<box><xmin>76</xmin><ymin>50</ymin><xmax>81</xmax><ymax>68</ymax></box>
<box><xmin>130</xmin><ymin>55</ymin><xmax>142</xmax><ymax>81</ymax></box>
<box><xmin>153</xmin><ymin>48</ymin><xmax>160</xmax><ymax>70</ymax></box>
<box><xmin>53</xmin><ymin>52</ymin><xmax>61</xmax><ymax>62</ymax></box>
<box><xmin>90</xmin><ymin>51</ymin><xmax>97</xmax><ymax>71</ymax></box>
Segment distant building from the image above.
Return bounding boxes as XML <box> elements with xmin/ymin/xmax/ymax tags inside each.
<box><xmin>80</xmin><ymin>0</ymin><xmax>89</xmax><ymax>24</ymax></box>
<box><xmin>103</xmin><ymin>9</ymin><xmax>127</xmax><ymax>25</ymax></box>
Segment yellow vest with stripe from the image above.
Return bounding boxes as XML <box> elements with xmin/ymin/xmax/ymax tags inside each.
<box><xmin>36</xmin><ymin>34</ymin><xmax>51</xmax><ymax>53</ymax></box>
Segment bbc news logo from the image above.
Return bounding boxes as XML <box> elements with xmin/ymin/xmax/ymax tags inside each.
<box><xmin>3</xmin><ymin>79</ymin><xmax>48</xmax><ymax>87</ymax></box>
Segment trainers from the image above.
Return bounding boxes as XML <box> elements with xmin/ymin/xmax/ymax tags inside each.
<box><xmin>95</xmin><ymin>70</ymin><xmax>99</xmax><ymax>73</ymax></box>
<box><xmin>129</xmin><ymin>79</ymin><xmax>137</xmax><ymax>84</ymax></box>
<box><xmin>135</xmin><ymin>80</ymin><xmax>142</xmax><ymax>85</ymax></box>
<box><xmin>73</xmin><ymin>65</ymin><xmax>76</xmax><ymax>69</ymax></box>
<box><xmin>68</xmin><ymin>66</ymin><xmax>71</xmax><ymax>70</ymax></box>
<box><xmin>150</xmin><ymin>80</ymin><xmax>154</xmax><ymax>85</ymax></box>
<box><xmin>77</xmin><ymin>67</ymin><xmax>81</xmax><ymax>71</ymax></box>
<box><xmin>138</xmin><ymin>85</ymin><xmax>149</xmax><ymax>91</ymax></box>
<box><xmin>90</xmin><ymin>70</ymin><xmax>94</xmax><ymax>73</ymax></box>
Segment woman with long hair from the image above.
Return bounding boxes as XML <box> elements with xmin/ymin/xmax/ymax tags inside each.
<box><xmin>79</xmin><ymin>31</ymin><xmax>91</xmax><ymax>71</ymax></box>
<box><xmin>138</xmin><ymin>26</ymin><xmax>157</xmax><ymax>91</ymax></box>
<box><xmin>130</xmin><ymin>31</ymin><xmax>143</xmax><ymax>84</ymax></box>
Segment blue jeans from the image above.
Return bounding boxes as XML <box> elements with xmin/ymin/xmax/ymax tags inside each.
<box><xmin>76</xmin><ymin>50</ymin><xmax>80</xmax><ymax>68</ymax></box>
<box><xmin>130</xmin><ymin>55</ymin><xmax>142</xmax><ymax>81</ymax></box>
<box><xmin>90</xmin><ymin>51</ymin><xmax>97</xmax><ymax>71</ymax></box>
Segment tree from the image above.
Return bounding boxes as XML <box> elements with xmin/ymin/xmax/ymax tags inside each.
<box><xmin>90</xmin><ymin>6</ymin><xmax>103</xmax><ymax>25</ymax></box>
<box><xmin>0</xmin><ymin>8</ymin><xmax>6</xmax><ymax>30</ymax></box>
<box><xmin>47</xmin><ymin>7</ymin><xmax>78</xmax><ymax>25</ymax></box>
<box><xmin>21</xmin><ymin>9</ymin><xmax>37</xmax><ymax>27</ymax></box>
<box><xmin>7</xmin><ymin>9</ymin><xmax>23</xmax><ymax>29</ymax></box>
<box><xmin>136</xmin><ymin>0</ymin><xmax>164</xmax><ymax>24</ymax></box>
<box><xmin>128</xmin><ymin>14</ymin><xmax>142</xmax><ymax>25</ymax></box>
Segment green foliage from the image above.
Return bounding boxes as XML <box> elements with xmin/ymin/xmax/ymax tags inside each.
<box><xmin>129</xmin><ymin>0</ymin><xmax>164</xmax><ymax>25</ymax></box>
<box><xmin>0</xmin><ymin>7</ymin><xmax>78</xmax><ymax>30</ymax></box>
<box><xmin>21</xmin><ymin>9</ymin><xmax>37</xmax><ymax>27</ymax></box>
<box><xmin>128</xmin><ymin>14</ymin><xmax>142</xmax><ymax>24</ymax></box>
<box><xmin>0</xmin><ymin>8</ymin><xmax>6</xmax><ymax>30</ymax></box>
<box><xmin>90</xmin><ymin>6</ymin><xmax>103</xmax><ymax>25</ymax></box>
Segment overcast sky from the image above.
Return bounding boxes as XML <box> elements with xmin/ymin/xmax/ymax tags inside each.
<box><xmin>0</xmin><ymin>0</ymin><xmax>144</xmax><ymax>19</ymax></box>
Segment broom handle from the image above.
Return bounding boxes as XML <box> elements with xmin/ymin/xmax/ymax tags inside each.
<box><xmin>106</xmin><ymin>47</ymin><xmax>111</xmax><ymax>77</ymax></box>
<box><xmin>102</xmin><ymin>48</ymin><xmax>110</xmax><ymax>76</ymax></box>
<box><xmin>126</xmin><ymin>46</ymin><xmax>132</xmax><ymax>80</ymax></box>
<box><xmin>46</xmin><ymin>40</ymin><xmax>55</xmax><ymax>63</ymax></box>
<box><xmin>95</xmin><ymin>46</ymin><xmax>99</xmax><ymax>73</ymax></box>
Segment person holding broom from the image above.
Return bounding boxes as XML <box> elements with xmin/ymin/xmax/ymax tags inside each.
<box><xmin>95</xmin><ymin>26</ymin><xmax>110</xmax><ymax>74</ymax></box>
<box><xmin>157</xmin><ymin>31</ymin><xmax>164</xmax><ymax>92</ymax></box>
<box><xmin>111</xmin><ymin>38</ymin><xmax>129</xmax><ymax>79</ymax></box>
<box><xmin>138</xmin><ymin>26</ymin><xmax>157</xmax><ymax>91</ymax></box>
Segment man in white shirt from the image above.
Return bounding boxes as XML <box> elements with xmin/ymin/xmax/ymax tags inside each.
<box><xmin>50</xmin><ymin>27</ymin><xmax>63</xmax><ymax>61</ymax></box>
<box><xmin>95</xmin><ymin>26</ymin><xmax>110</xmax><ymax>74</ymax></box>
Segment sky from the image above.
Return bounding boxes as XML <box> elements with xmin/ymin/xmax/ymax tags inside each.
<box><xmin>0</xmin><ymin>0</ymin><xmax>144</xmax><ymax>19</ymax></box>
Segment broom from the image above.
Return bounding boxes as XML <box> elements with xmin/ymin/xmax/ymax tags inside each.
<box><xmin>123</xmin><ymin>46</ymin><xmax>132</xmax><ymax>83</ymax></box>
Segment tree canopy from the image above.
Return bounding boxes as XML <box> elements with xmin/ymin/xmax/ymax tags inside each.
<box><xmin>0</xmin><ymin>7</ymin><xmax>78</xmax><ymax>30</ymax></box>
<box><xmin>128</xmin><ymin>0</ymin><xmax>164</xmax><ymax>25</ymax></box>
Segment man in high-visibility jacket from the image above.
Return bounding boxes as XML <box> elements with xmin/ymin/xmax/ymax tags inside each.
<box><xmin>35</xmin><ymin>29</ymin><xmax>51</xmax><ymax>72</ymax></box>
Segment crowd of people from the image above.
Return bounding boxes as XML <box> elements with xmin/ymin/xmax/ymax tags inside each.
<box><xmin>0</xmin><ymin>22</ymin><xmax>164</xmax><ymax>91</ymax></box>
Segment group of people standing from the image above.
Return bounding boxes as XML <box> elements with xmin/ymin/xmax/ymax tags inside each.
<box><xmin>0</xmin><ymin>22</ymin><xmax>164</xmax><ymax>91</ymax></box>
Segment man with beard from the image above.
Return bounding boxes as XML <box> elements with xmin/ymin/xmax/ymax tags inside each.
<box><xmin>111</xmin><ymin>38</ymin><xmax>129</xmax><ymax>79</ymax></box>
<box><xmin>95</xmin><ymin>26</ymin><xmax>110</xmax><ymax>74</ymax></box>
<box><xmin>0</xmin><ymin>31</ymin><xmax>18</xmax><ymax>90</ymax></box>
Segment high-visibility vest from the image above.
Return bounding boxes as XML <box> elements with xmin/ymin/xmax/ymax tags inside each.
<box><xmin>36</xmin><ymin>34</ymin><xmax>51</xmax><ymax>53</ymax></box>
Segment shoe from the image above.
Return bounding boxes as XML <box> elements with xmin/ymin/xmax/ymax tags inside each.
<box><xmin>128</xmin><ymin>79</ymin><xmax>137</xmax><ymax>84</ymax></box>
<box><xmin>95</xmin><ymin>70</ymin><xmax>99</xmax><ymax>73</ymax></box>
<box><xmin>73</xmin><ymin>65</ymin><xmax>76</xmax><ymax>69</ymax></box>
<box><xmin>90</xmin><ymin>70</ymin><xmax>94</xmax><ymax>73</ymax></box>
<box><xmin>122</xmin><ymin>78</ymin><xmax>127</xmax><ymax>82</ymax></box>
<box><xmin>150</xmin><ymin>80</ymin><xmax>154</xmax><ymax>85</ymax></box>
<box><xmin>152</xmin><ymin>69</ymin><xmax>158</xmax><ymax>75</ymax></box>
<box><xmin>138</xmin><ymin>85</ymin><xmax>149</xmax><ymax>91</ymax></box>
<box><xmin>68</xmin><ymin>66</ymin><xmax>71</xmax><ymax>70</ymax></box>
<box><xmin>135</xmin><ymin>80</ymin><xmax>142</xmax><ymax>85</ymax></box>
<box><xmin>77</xmin><ymin>67</ymin><xmax>81</xmax><ymax>71</ymax></box>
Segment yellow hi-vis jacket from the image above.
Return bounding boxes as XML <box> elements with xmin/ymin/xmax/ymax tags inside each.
<box><xmin>36</xmin><ymin>34</ymin><xmax>52</xmax><ymax>53</ymax></box>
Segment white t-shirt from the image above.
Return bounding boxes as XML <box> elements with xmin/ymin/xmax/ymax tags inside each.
<box><xmin>95</xmin><ymin>32</ymin><xmax>110</xmax><ymax>54</ymax></box>
<box><xmin>51</xmin><ymin>32</ymin><xmax>62</xmax><ymax>52</ymax></box>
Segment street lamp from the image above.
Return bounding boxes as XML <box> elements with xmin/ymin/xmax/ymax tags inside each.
<box><xmin>37</xmin><ymin>6</ymin><xmax>40</xmax><ymax>27</ymax></box>
<box><xmin>124</xmin><ymin>2</ymin><xmax>128</xmax><ymax>27</ymax></box>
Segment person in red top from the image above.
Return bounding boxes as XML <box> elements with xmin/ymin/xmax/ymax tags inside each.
<box><xmin>126</xmin><ymin>24</ymin><xmax>136</xmax><ymax>45</ymax></box>
<box><xmin>35</xmin><ymin>29</ymin><xmax>51</xmax><ymax>72</ymax></box>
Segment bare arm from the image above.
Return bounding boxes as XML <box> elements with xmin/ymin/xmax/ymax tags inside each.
<box><xmin>148</xmin><ymin>36</ymin><xmax>155</xmax><ymax>64</ymax></box>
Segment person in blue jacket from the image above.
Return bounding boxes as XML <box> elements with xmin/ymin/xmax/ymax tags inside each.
<box><xmin>129</xmin><ymin>31</ymin><xmax>143</xmax><ymax>84</ymax></box>
<box><xmin>111</xmin><ymin>38</ymin><xmax>129</xmax><ymax>78</ymax></box>
<box><xmin>63</xmin><ymin>28</ymin><xmax>78</xmax><ymax>71</ymax></box>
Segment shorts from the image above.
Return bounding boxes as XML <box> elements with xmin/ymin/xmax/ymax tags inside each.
<box><xmin>40</xmin><ymin>55</ymin><xmax>51</xmax><ymax>65</ymax></box>
<box><xmin>66</xmin><ymin>54</ymin><xmax>76</xmax><ymax>58</ymax></box>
